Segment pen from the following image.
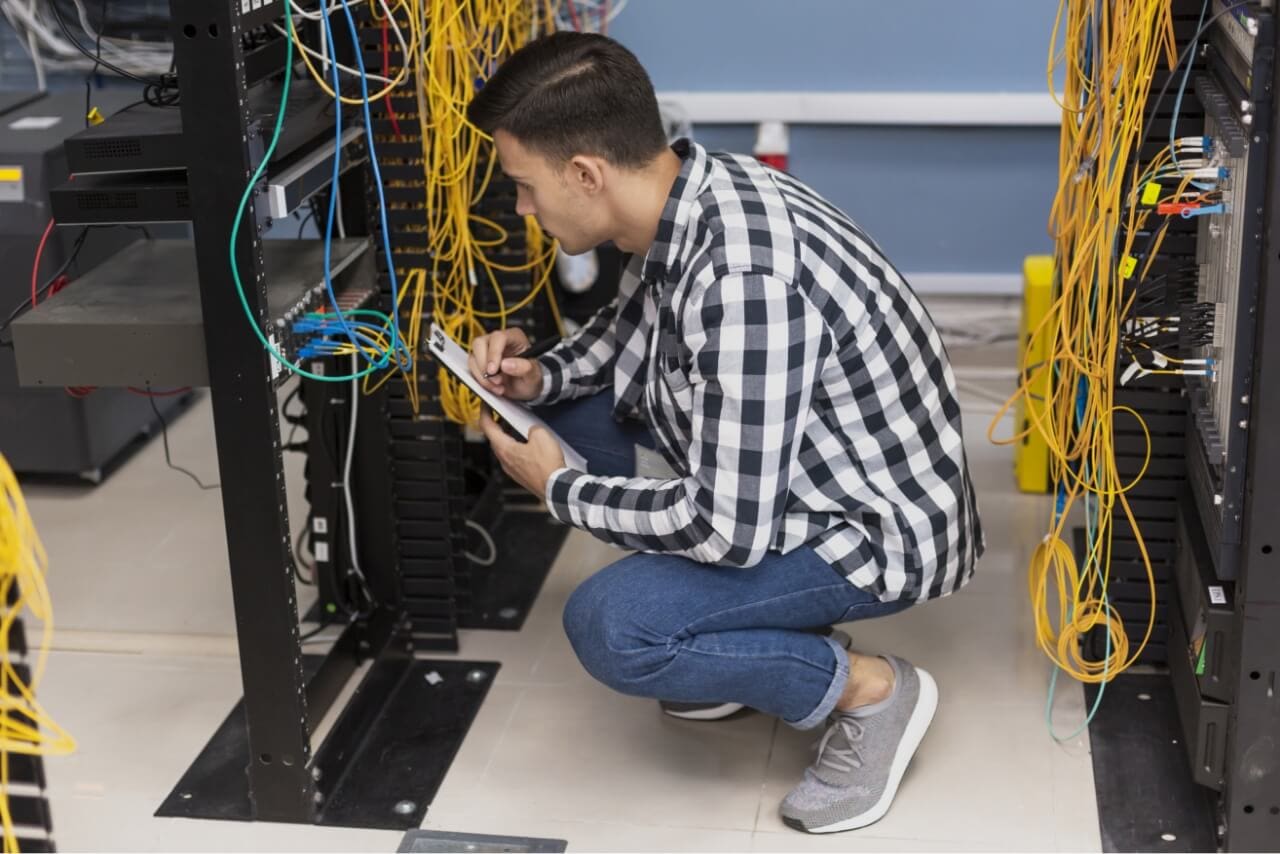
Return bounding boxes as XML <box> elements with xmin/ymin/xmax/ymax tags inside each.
<box><xmin>482</xmin><ymin>336</ymin><xmax>560</xmax><ymax>379</ymax></box>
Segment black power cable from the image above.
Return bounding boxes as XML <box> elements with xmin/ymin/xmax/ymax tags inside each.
<box><xmin>145</xmin><ymin>394</ymin><xmax>221</xmax><ymax>491</ymax></box>
<box><xmin>49</xmin><ymin>0</ymin><xmax>179</xmax><ymax>106</ymax></box>
<box><xmin>0</xmin><ymin>225</ymin><xmax>154</xmax><ymax>347</ymax></box>
<box><xmin>0</xmin><ymin>228</ymin><xmax>91</xmax><ymax>347</ymax></box>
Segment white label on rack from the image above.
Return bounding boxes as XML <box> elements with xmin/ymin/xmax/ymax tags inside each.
<box><xmin>313</xmin><ymin>541</ymin><xmax>330</xmax><ymax>563</ymax></box>
<box><xmin>267</xmin><ymin>335</ymin><xmax>281</xmax><ymax>379</ymax></box>
<box><xmin>312</xmin><ymin>516</ymin><xmax>328</xmax><ymax>535</ymax></box>
<box><xmin>1208</xmin><ymin>585</ymin><xmax>1226</xmax><ymax>605</ymax></box>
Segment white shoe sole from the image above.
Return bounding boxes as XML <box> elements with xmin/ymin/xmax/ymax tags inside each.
<box><xmin>804</xmin><ymin>668</ymin><xmax>939</xmax><ymax>833</ymax></box>
<box><xmin>661</xmin><ymin>702</ymin><xmax>745</xmax><ymax>721</ymax></box>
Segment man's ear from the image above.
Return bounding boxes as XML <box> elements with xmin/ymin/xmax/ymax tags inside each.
<box><xmin>567</xmin><ymin>154</ymin><xmax>606</xmax><ymax>195</ymax></box>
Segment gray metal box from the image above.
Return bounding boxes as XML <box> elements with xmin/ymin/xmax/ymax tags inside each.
<box><xmin>11</xmin><ymin>238</ymin><xmax>372</xmax><ymax>388</ymax></box>
<box><xmin>0</xmin><ymin>90</ymin><xmax>172</xmax><ymax>479</ymax></box>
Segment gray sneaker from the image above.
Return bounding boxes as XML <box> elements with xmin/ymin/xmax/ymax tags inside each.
<box><xmin>660</xmin><ymin>628</ymin><xmax>853</xmax><ymax>721</ymax></box>
<box><xmin>780</xmin><ymin>655</ymin><xmax>938</xmax><ymax>833</ymax></box>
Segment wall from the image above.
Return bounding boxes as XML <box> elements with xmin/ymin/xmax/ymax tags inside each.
<box><xmin>2</xmin><ymin>1</ymin><xmax>1064</xmax><ymax>290</ymax></box>
<box><xmin>610</xmin><ymin>0</ymin><xmax>1063</xmax><ymax>290</ymax></box>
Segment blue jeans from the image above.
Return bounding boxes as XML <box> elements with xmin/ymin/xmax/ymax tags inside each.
<box><xmin>536</xmin><ymin>392</ymin><xmax>910</xmax><ymax>730</ymax></box>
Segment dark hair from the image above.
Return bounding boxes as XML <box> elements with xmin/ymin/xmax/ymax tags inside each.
<box><xmin>467</xmin><ymin>32</ymin><xmax>669</xmax><ymax>169</ymax></box>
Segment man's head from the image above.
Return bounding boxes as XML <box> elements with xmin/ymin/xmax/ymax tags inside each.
<box><xmin>467</xmin><ymin>32</ymin><xmax>672</xmax><ymax>255</ymax></box>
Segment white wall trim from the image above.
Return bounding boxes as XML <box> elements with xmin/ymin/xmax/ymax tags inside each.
<box><xmin>657</xmin><ymin>91</ymin><xmax>1063</xmax><ymax>127</ymax></box>
<box><xmin>905</xmin><ymin>273</ymin><xmax>1023</xmax><ymax>296</ymax></box>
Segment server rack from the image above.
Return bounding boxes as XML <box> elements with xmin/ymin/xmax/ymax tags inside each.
<box><xmin>1175</xmin><ymin>5</ymin><xmax>1280</xmax><ymax>848</ymax></box>
<box><xmin>1129</xmin><ymin>3</ymin><xmax>1280</xmax><ymax>850</ymax></box>
<box><xmin>130</xmin><ymin>0</ymin><xmax>540</xmax><ymax>830</ymax></box>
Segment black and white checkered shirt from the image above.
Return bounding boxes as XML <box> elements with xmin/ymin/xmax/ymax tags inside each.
<box><xmin>533</xmin><ymin>141</ymin><xmax>982</xmax><ymax>603</ymax></box>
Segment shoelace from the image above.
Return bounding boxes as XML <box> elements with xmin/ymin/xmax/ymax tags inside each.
<box><xmin>814</xmin><ymin>716</ymin><xmax>866</xmax><ymax>774</ymax></box>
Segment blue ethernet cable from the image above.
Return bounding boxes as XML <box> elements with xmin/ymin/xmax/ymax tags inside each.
<box><xmin>318</xmin><ymin>5</ymin><xmax>392</xmax><ymax>369</ymax></box>
<box><xmin>335</xmin><ymin>0</ymin><xmax>405</xmax><ymax>366</ymax></box>
<box><xmin>230</xmin><ymin>31</ymin><xmax>382</xmax><ymax>384</ymax></box>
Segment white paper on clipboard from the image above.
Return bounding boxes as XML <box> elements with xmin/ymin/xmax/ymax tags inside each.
<box><xmin>428</xmin><ymin>324</ymin><xmax>589</xmax><ymax>472</ymax></box>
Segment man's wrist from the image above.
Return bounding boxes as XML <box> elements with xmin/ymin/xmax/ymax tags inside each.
<box><xmin>528</xmin><ymin>354</ymin><xmax>558</xmax><ymax>405</ymax></box>
<box><xmin>543</xmin><ymin>465</ymin><xmax>572</xmax><ymax>506</ymax></box>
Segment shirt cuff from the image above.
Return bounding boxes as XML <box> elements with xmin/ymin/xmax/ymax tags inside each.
<box><xmin>544</xmin><ymin>466</ymin><xmax>585</xmax><ymax>526</ymax></box>
<box><xmin>528</xmin><ymin>353</ymin><xmax>562</xmax><ymax>406</ymax></box>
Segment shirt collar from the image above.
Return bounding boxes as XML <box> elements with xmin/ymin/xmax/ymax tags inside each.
<box><xmin>640</xmin><ymin>139</ymin><xmax>710</xmax><ymax>285</ymax></box>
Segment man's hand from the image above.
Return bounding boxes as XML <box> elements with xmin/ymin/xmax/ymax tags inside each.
<box><xmin>468</xmin><ymin>327</ymin><xmax>544</xmax><ymax>401</ymax></box>
<box><xmin>479</xmin><ymin>409</ymin><xmax>567</xmax><ymax>498</ymax></box>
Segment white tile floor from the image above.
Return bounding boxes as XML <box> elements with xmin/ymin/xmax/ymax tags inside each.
<box><xmin>20</xmin><ymin>330</ymin><xmax>1104</xmax><ymax>853</ymax></box>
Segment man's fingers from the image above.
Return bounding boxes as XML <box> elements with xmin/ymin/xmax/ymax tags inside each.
<box><xmin>502</xmin><ymin>327</ymin><xmax>530</xmax><ymax>354</ymax></box>
<box><xmin>471</xmin><ymin>336</ymin><xmax>498</xmax><ymax>384</ymax></box>
<box><xmin>468</xmin><ymin>347</ymin><xmax>486</xmax><ymax>383</ymax></box>
<box><xmin>469</xmin><ymin>329</ymin><xmax>531</xmax><ymax>383</ymax></box>
<box><xmin>500</xmin><ymin>357</ymin><xmax>534</xmax><ymax>376</ymax></box>
<box><xmin>485</xmin><ymin>332</ymin><xmax>507</xmax><ymax>376</ymax></box>
<box><xmin>478</xmin><ymin>409</ymin><xmax>513</xmax><ymax>454</ymax></box>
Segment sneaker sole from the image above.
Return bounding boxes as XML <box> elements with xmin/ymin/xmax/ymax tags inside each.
<box><xmin>799</xmin><ymin>668</ymin><xmax>939</xmax><ymax>834</ymax></box>
<box><xmin>661</xmin><ymin>702</ymin><xmax>746</xmax><ymax>721</ymax></box>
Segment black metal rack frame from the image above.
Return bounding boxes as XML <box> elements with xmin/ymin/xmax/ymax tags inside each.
<box><xmin>1152</xmin><ymin>3</ymin><xmax>1280</xmax><ymax>849</ymax></box>
<box><xmin>1215</xmin><ymin>5</ymin><xmax>1280</xmax><ymax>846</ymax></box>
<box><xmin>153</xmin><ymin>0</ymin><xmax>505</xmax><ymax>830</ymax></box>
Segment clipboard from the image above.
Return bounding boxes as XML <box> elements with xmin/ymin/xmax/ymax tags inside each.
<box><xmin>427</xmin><ymin>324</ymin><xmax>589</xmax><ymax>472</ymax></box>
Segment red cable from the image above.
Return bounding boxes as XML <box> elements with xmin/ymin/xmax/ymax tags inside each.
<box><xmin>31</xmin><ymin>219</ymin><xmax>56</xmax><ymax>308</ymax></box>
<box><xmin>62</xmin><ymin>386</ymin><xmax>190</xmax><ymax>399</ymax></box>
<box><xmin>382</xmin><ymin>18</ymin><xmax>403</xmax><ymax>139</ymax></box>
<box><xmin>127</xmin><ymin>386</ymin><xmax>192</xmax><ymax>397</ymax></box>
<box><xmin>567</xmin><ymin>0</ymin><xmax>581</xmax><ymax>31</ymax></box>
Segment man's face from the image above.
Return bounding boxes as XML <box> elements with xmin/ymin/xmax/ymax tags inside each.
<box><xmin>493</xmin><ymin>129</ymin><xmax>603</xmax><ymax>256</ymax></box>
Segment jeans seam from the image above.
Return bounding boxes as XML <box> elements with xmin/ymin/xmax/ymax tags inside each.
<box><xmin>674</xmin><ymin>582</ymin><xmax>873</xmax><ymax>640</ymax></box>
<box><xmin>837</xmin><ymin>599</ymin><xmax>906</xmax><ymax>623</ymax></box>
<box><xmin>630</xmin><ymin>633</ymin><xmax>841</xmax><ymax>687</ymax></box>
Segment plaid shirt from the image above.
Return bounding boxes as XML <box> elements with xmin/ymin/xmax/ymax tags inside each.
<box><xmin>533</xmin><ymin>141</ymin><xmax>982</xmax><ymax>603</ymax></box>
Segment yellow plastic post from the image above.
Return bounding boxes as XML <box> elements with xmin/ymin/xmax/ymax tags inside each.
<box><xmin>1014</xmin><ymin>256</ymin><xmax>1054</xmax><ymax>494</ymax></box>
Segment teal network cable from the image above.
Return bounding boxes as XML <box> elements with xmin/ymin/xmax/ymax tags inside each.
<box><xmin>230</xmin><ymin>29</ymin><xmax>391</xmax><ymax>383</ymax></box>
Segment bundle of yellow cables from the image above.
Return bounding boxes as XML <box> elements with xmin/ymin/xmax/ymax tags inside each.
<box><xmin>414</xmin><ymin>0</ymin><xmax>564</xmax><ymax>425</ymax></box>
<box><xmin>991</xmin><ymin>0</ymin><xmax>1180</xmax><ymax>683</ymax></box>
<box><xmin>0</xmin><ymin>454</ymin><xmax>75</xmax><ymax>852</ymax></box>
<box><xmin>286</xmin><ymin>0</ymin><xmax>564</xmax><ymax>419</ymax></box>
